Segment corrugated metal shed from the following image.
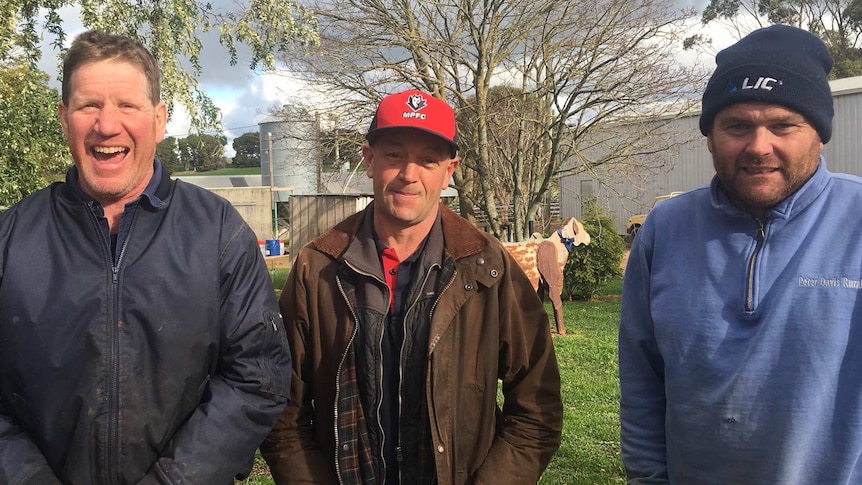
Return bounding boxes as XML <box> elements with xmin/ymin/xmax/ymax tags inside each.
<box><xmin>561</xmin><ymin>75</ymin><xmax>862</xmax><ymax>233</ymax></box>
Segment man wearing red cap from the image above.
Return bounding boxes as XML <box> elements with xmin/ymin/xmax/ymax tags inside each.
<box><xmin>261</xmin><ymin>89</ymin><xmax>562</xmax><ymax>484</ymax></box>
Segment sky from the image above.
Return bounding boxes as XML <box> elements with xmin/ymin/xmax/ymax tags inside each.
<box><xmin>36</xmin><ymin>7</ymin><xmax>314</xmax><ymax>155</ymax></box>
<box><xmin>38</xmin><ymin>0</ymin><xmax>739</xmax><ymax>157</ymax></box>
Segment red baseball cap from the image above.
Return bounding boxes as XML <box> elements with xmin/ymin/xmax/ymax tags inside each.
<box><xmin>366</xmin><ymin>89</ymin><xmax>459</xmax><ymax>153</ymax></box>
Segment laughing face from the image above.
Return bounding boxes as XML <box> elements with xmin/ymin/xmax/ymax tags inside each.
<box><xmin>58</xmin><ymin>59</ymin><xmax>167</xmax><ymax>206</ymax></box>
<box><xmin>707</xmin><ymin>102</ymin><xmax>823</xmax><ymax>218</ymax></box>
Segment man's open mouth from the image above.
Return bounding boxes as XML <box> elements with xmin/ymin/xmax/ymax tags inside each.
<box><xmin>92</xmin><ymin>146</ymin><xmax>129</xmax><ymax>161</ymax></box>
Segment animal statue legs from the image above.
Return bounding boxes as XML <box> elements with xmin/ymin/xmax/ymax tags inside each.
<box><xmin>537</xmin><ymin>241</ymin><xmax>566</xmax><ymax>335</ymax></box>
<box><xmin>502</xmin><ymin>217</ymin><xmax>590</xmax><ymax>335</ymax></box>
<box><xmin>548</xmin><ymin>288</ymin><xmax>565</xmax><ymax>335</ymax></box>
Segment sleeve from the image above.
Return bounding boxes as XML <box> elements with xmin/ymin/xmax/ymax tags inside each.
<box><xmin>473</xmin><ymin>249</ymin><xmax>563</xmax><ymax>483</ymax></box>
<box><xmin>260</xmin><ymin>251</ymin><xmax>339</xmax><ymax>485</ymax></box>
<box><xmin>0</xmin><ymin>410</ymin><xmax>62</xmax><ymax>484</ymax></box>
<box><xmin>618</xmin><ymin>230</ymin><xmax>669</xmax><ymax>483</ymax></box>
<box><xmin>137</xmin><ymin>226</ymin><xmax>292</xmax><ymax>484</ymax></box>
<box><xmin>0</xmin><ymin>211</ymin><xmax>62</xmax><ymax>484</ymax></box>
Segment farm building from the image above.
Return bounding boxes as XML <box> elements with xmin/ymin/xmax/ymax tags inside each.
<box><xmin>259</xmin><ymin>107</ymin><xmax>319</xmax><ymax>201</ymax></box>
<box><xmin>560</xmin><ymin>75</ymin><xmax>862</xmax><ymax>234</ymax></box>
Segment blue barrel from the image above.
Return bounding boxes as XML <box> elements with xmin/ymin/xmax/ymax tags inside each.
<box><xmin>265</xmin><ymin>239</ymin><xmax>281</xmax><ymax>257</ymax></box>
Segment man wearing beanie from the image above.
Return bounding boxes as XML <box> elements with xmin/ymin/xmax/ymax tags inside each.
<box><xmin>619</xmin><ymin>24</ymin><xmax>862</xmax><ymax>483</ymax></box>
<box><xmin>261</xmin><ymin>89</ymin><xmax>562</xmax><ymax>484</ymax></box>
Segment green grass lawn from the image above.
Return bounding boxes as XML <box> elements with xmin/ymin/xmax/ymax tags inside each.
<box><xmin>245</xmin><ymin>275</ymin><xmax>625</xmax><ymax>484</ymax></box>
<box><xmin>539</xmin><ymin>283</ymin><xmax>625</xmax><ymax>484</ymax></box>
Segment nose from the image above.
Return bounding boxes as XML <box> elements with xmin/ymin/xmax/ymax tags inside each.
<box><xmin>398</xmin><ymin>160</ymin><xmax>420</xmax><ymax>181</ymax></box>
<box><xmin>94</xmin><ymin>106</ymin><xmax>122</xmax><ymax>136</ymax></box>
<box><xmin>745</xmin><ymin>127</ymin><xmax>774</xmax><ymax>159</ymax></box>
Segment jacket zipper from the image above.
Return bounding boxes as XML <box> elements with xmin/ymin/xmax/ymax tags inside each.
<box><xmin>394</xmin><ymin>263</ymin><xmax>442</xmax><ymax>483</ymax></box>
<box><xmin>83</xmin><ymin>207</ymin><xmax>117</xmax><ymax>484</ymax></box>
<box><xmin>348</xmin><ymin>264</ymin><xmax>390</xmax><ymax>484</ymax></box>
<box><xmin>373</xmin><ymin>277</ymin><xmax>389</xmax><ymax>485</ymax></box>
<box><xmin>428</xmin><ymin>267</ymin><xmax>456</xmax><ymax>323</ymax></box>
<box><xmin>107</xmin><ymin>207</ymin><xmax>138</xmax><ymax>483</ymax></box>
<box><xmin>333</xmin><ymin>259</ymin><xmax>457</xmax><ymax>483</ymax></box>
<box><xmin>334</xmin><ymin>268</ymin><xmax>383</xmax><ymax>485</ymax></box>
<box><xmin>745</xmin><ymin>218</ymin><xmax>767</xmax><ymax>312</ymax></box>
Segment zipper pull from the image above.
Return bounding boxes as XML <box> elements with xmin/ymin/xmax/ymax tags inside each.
<box><xmin>755</xmin><ymin>218</ymin><xmax>766</xmax><ymax>242</ymax></box>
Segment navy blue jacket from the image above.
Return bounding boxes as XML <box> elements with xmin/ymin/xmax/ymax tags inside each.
<box><xmin>0</xmin><ymin>161</ymin><xmax>290</xmax><ymax>484</ymax></box>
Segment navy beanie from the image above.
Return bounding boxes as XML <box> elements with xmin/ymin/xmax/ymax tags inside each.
<box><xmin>699</xmin><ymin>24</ymin><xmax>834</xmax><ymax>143</ymax></box>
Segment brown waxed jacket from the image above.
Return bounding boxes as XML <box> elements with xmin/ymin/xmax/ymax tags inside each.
<box><xmin>261</xmin><ymin>203</ymin><xmax>562</xmax><ymax>484</ymax></box>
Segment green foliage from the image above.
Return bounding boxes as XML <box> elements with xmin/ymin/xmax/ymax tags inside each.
<box><xmin>697</xmin><ymin>0</ymin><xmax>862</xmax><ymax>78</ymax></box>
<box><xmin>4</xmin><ymin>0</ymin><xmax>318</xmax><ymax>130</ymax></box>
<box><xmin>701</xmin><ymin>0</ymin><xmax>743</xmax><ymax>23</ymax></box>
<box><xmin>822</xmin><ymin>26</ymin><xmax>862</xmax><ymax>79</ymax></box>
<box><xmin>0</xmin><ymin>63</ymin><xmax>69</xmax><ymax>206</ymax></box>
<box><xmin>562</xmin><ymin>197</ymin><xmax>626</xmax><ymax>301</ymax></box>
<box><xmin>232</xmin><ymin>132</ymin><xmax>261</xmax><ymax>168</ymax></box>
<box><xmin>177</xmin><ymin>133</ymin><xmax>227</xmax><ymax>172</ymax></box>
<box><xmin>156</xmin><ymin>136</ymin><xmax>183</xmax><ymax>173</ymax></box>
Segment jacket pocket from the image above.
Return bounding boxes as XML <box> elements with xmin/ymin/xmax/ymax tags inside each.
<box><xmin>455</xmin><ymin>382</ymin><xmax>486</xmax><ymax>472</ymax></box>
<box><xmin>256</xmin><ymin>311</ymin><xmax>290</xmax><ymax>397</ymax></box>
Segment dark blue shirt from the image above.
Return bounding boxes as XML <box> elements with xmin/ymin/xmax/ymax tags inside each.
<box><xmin>67</xmin><ymin>160</ymin><xmax>165</xmax><ymax>264</ymax></box>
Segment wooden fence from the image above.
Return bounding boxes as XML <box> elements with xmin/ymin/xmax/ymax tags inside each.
<box><xmin>287</xmin><ymin>194</ymin><xmax>373</xmax><ymax>265</ymax></box>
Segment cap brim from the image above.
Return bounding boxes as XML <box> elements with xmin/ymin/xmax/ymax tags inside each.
<box><xmin>366</xmin><ymin>126</ymin><xmax>459</xmax><ymax>152</ymax></box>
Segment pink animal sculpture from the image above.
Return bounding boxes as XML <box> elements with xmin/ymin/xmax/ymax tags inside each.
<box><xmin>503</xmin><ymin>217</ymin><xmax>590</xmax><ymax>335</ymax></box>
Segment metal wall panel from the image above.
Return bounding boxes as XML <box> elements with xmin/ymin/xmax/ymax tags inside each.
<box><xmin>207</xmin><ymin>187</ymin><xmax>272</xmax><ymax>241</ymax></box>
<box><xmin>561</xmin><ymin>76</ymin><xmax>862</xmax><ymax>234</ymax></box>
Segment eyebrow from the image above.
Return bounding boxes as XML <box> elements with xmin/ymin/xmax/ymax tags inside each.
<box><xmin>719</xmin><ymin>113</ymin><xmax>806</xmax><ymax>125</ymax></box>
<box><xmin>378</xmin><ymin>140</ymin><xmax>450</xmax><ymax>154</ymax></box>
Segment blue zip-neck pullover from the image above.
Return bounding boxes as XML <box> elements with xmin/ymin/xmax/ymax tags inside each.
<box><xmin>620</xmin><ymin>159</ymin><xmax>862</xmax><ymax>484</ymax></box>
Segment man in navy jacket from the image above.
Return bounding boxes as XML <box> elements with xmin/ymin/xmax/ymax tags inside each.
<box><xmin>0</xmin><ymin>30</ymin><xmax>290</xmax><ymax>483</ymax></box>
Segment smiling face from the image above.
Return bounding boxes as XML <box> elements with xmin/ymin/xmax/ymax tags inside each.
<box><xmin>707</xmin><ymin>102</ymin><xmax>823</xmax><ymax>218</ymax></box>
<box><xmin>363</xmin><ymin>127</ymin><xmax>458</xmax><ymax>238</ymax></box>
<box><xmin>58</xmin><ymin>59</ymin><xmax>167</xmax><ymax>206</ymax></box>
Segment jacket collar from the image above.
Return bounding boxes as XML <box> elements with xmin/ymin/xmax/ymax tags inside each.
<box><xmin>60</xmin><ymin>159</ymin><xmax>170</xmax><ymax>211</ymax></box>
<box><xmin>313</xmin><ymin>202</ymin><xmax>489</xmax><ymax>263</ymax></box>
<box><xmin>340</xmin><ymin>206</ymin><xmax>444</xmax><ymax>276</ymax></box>
<box><xmin>710</xmin><ymin>156</ymin><xmax>831</xmax><ymax>221</ymax></box>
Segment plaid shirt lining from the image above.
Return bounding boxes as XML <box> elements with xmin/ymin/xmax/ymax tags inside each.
<box><xmin>336</xmin><ymin>346</ymin><xmax>377</xmax><ymax>484</ymax></box>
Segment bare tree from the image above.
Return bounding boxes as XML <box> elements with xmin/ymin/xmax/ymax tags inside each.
<box><xmin>695</xmin><ymin>0</ymin><xmax>862</xmax><ymax>78</ymax></box>
<box><xmin>279</xmin><ymin>0</ymin><xmax>706</xmax><ymax>240</ymax></box>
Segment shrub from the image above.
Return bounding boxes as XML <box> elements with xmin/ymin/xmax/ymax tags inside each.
<box><xmin>562</xmin><ymin>196</ymin><xmax>626</xmax><ymax>301</ymax></box>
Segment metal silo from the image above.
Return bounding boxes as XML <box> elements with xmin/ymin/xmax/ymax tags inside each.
<box><xmin>259</xmin><ymin>105</ymin><xmax>319</xmax><ymax>202</ymax></box>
